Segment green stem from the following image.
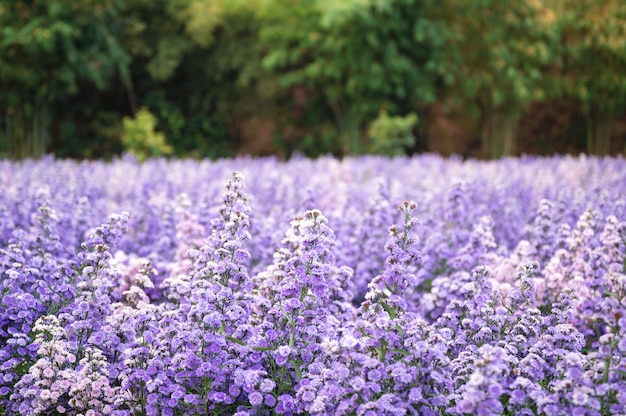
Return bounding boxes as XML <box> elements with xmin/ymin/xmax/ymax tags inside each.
<box><xmin>603</xmin><ymin>331</ymin><xmax>618</xmax><ymax>383</ymax></box>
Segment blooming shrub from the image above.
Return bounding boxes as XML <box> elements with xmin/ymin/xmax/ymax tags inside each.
<box><xmin>1</xmin><ymin>153</ymin><xmax>625</xmax><ymax>415</ymax></box>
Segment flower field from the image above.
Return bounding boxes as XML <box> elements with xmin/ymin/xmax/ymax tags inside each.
<box><xmin>1</xmin><ymin>154</ymin><xmax>626</xmax><ymax>415</ymax></box>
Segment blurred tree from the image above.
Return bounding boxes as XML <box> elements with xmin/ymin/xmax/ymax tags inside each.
<box><xmin>2</xmin><ymin>0</ymin><xmax>624</xmax><ymax>160</ymax></box>
<box><xmin>549</xmin><ymin>0</ymin><xmax>626</xmax><ymax>155</ymax></box>
<box><xmin>121</xmin><ymin>107</ymin><xmax>172</xmax><ymax>161</ymax></box>
<box><xmin>252</xmin><ymin>0</ymin><xmax>449</xmax><ymax>156</ymax></box>
<box><xmin>0</xmin><ymin>0</ymin><xmax>131</xmax><ymax>158</ymax></box>
<box><xmin>120</xmin><ymin>0</ymin><xmax>243</xmax><ymax>159</ymax></box>
<box><xmin>367</xmin><ymin>108</ymin><xmax>418</xmax><ymax>156</ymax></box>
<box><xmin>435</xmin><ymin>0</ymin><xmax>561</xmax><ymax>158</ymax></box>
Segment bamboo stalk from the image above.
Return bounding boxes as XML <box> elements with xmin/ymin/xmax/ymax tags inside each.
<box><xmin>601</xmin><ymin>119</ymin><xmax>612</xmax><ymax>155</ymax></box>
<box><xmin>481</xmin><ymin>111</ymin><xmax>492</xmax><ymax>159</ymax></box>
<box><xmin>587</xmin><ymin>115</ymin><xmax>613</xmax><ymax>155</ymax></box>
<box><xmin>4</xmin><ymin>110</ymin><xmax>11</xmax><ymax>157</ymax></box>
<box><xmin>586</xmin><ymin>116</ymin><xmax>593</xmax><ymax>155</ymax></box>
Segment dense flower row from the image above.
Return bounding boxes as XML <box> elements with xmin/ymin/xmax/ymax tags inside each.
<box><xmin>1</xmin><ymin>154</ymin><xmax>625</xmax><ymax>415</ymax></box>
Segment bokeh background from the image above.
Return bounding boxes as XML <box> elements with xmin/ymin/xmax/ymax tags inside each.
<box><xmin>1</xmin><ymin>0</ymin><xmax>625</xmax><ymax>160</ymax></box>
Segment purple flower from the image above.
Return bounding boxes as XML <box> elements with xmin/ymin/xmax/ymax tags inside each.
<box><xmin>264</xmin><ymin>394</ymin><xmax>277</xmax><ymax>407</ymax></box>
<box><xmin>276</xmin><ymin>394</ymin><xmax>294</xmax><ymax>414</ymax></box>
<box><xmin>248</xmin><ymin>391</ymin><xmax>263</xmax><ymax>406</ymax></box>
<box><xmin>259</xmin><ymin>379</ymin><xmax>275</xmax><ymax>393</ymax></box>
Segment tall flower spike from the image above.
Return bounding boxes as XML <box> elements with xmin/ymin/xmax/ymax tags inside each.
<box><xmin>152</xmin><ymin>172</ymin><xmax>254</xmax><ymax>415</ymax></box>
<box><xmin>253</xmin><ymin>208</ymin><xmax>344</xmax><ymax>305</ymax></box>
<box><xmin>506</xmin><ymin>261</ymin><xmax>540</xmax><ymax>311</ymax></box>
<box><xmin>457</xmin><ymin>215</ymin><xmax>497</xmax><ymax>269</ymax></box>
<box><xmin>190</xmin><ymin>171</ymin><xmax>252</xmax><ymax>293</ymax></box>
<box><xmin>0</xmin><ymin>202</ymin><xmax>75</xmax><ymax>410</ymax></box>
<box><xmin>347</xmin><ymin>178</ymin><xmax>395</xmax><ymax>304</ymax></box>
<box><xmin>10</xmin><ymin>315</ymin><xmax>76</xmax><ymax>414</ymax></box>
<box><xmin>79</xmin><ymin>212</ymin><xmax>131</xmax><ymax>274</ymax></box>
<box><xmin>0</xmin><ymin>203</ymin><xmax>15</xmax><ymax>244</ymax></box>
<box><xmin>454</xmin><ymin>345</ymin><xmax>512</xmax><ymax>416</ymax></box>
<box><xmin>596</xmin><ymin>215</ymin><xmax>625</xmax><ymax>273</ymax></box>
<box><xmin>250</xmin><ymin>208</ymin><xmax>351</xmax><ymax>413</ymax></box>
<box><xmin>362</xmin><ymin>201</ymin><xmax>421</xmax><ymax>318</ymax></box>
<box><xmin>527</xmin><ymin>198</ymin><xmax>557</xmax><ymax>264</ymax></box>
<box><xmin>30</xmin><ymin>200</ymin><xmax>64</xmax><ymax>256</ymax></box>
<box><xmin>442</xmin><ymin>181</ymin><xmax>472</xmax><ymax>251</ymax></box>
<box><xmin>184</xmin><ymin>171</ymin><xmax>254</xmax><ymax>341</ymax></box>
<box><xmin>51</xmin><ymin>212</ymin><xmax>130</xmax><ymax>375</ymax></box>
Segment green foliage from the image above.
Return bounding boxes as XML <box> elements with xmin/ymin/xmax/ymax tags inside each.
<box><xmin>0</xmin><ymin>0</ymin><xmax>131</xmax><ymax>97</ymax></box>
<box><xmin>433</xmin><ymin>0</ymin><xmax>626</xmax><ymax>157</ymax></box>
<box><xmin>255</xmin><ymin>0</ymin><xmax>446</xmax><ymax>156</ymax></box>
<box><xmin>124</xmin><ymin>0</ymin><xmax>194</xmax><ymax>83</ymax></box>
<box><xmin>0</xmin><ymin>104</ymin><xmax>50</xmax><ymax>159</ymax></box>
<box><xmin>548</xmin><ymin>0</ymin><xmax>626</xmax><ymax>154</ymax></box>
<box><xmin>118</xmin><ymin>0</ymin><xmax>247</xmax><ymax>159</ymax></box>
<box><xmin>121</xmin><ymin>108</ymin><xmax>172</xmax><ymax>162</ymax></box>
<box><xmin>52</xmin><ymin>107</ymin><xmax>123</xmax><ymax>159</ymax></box>
<box><xmin>435</xmin><ymin>0</ymin><xmax>562</xmax><ymax>158</ymax></box>
<box><xmin>0</xmin><ymin>0</ymin><xmax>131</xmax><ymax>158</ymax></box>
<box><xmin>367</xmin><ymin>109</ymin><xmax>418</xmax><ymax>156</ymax></box>
<box><xmin>553</xmin><ymin>0</ymin><xmax>626</xmax><ymax>116</ymax></box>
<box><xmin>142</xmin><ymin>91</ymin><xmax>232</xmax><ymax>160</ymax></box>
<box><xmin>1</xmin><ymin>0</ymin><xmax>625</xmax><ymax>159</ymax></box>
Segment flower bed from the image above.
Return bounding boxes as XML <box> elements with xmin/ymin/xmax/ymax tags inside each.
<box><xmin>1</xmin><ymin>154</ymin><xmax>625</xmax><ymax>415</ymax></box>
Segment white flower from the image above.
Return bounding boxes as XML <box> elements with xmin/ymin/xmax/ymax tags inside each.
<box><xmin>468</xmin><ymin>372</ymin><xmax>485</xmax><ymax>386</ymax></box>
<box><xmin>321</xmin><ymin>338</ymin><xmax>340</xmax><ymax>356</ymax></box>
<box><xmin>39</xmin><ymin>389</ymin><xmax>50</xmax><ymax>400</ymax></box>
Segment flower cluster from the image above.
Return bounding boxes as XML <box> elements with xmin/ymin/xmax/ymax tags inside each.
<box><xmin>1</xmin><ymin>154</ymin><xmax>626</xmax><ymax>415</ymax></box>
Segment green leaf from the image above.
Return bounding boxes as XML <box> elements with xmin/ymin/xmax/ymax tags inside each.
<box><xmin>226</xmin><ymin>336</ymin><xmax>245</xmax><ymax>346</ymax></box>
<box><xmin>253</xmin><ymin>346</ymin><xmax>277</xmax><ymax>352</ymax></box>
<box><xmin>289</xmin><ymin>359</ymin><xmax>302</xmax><ymax>382</ymax></box>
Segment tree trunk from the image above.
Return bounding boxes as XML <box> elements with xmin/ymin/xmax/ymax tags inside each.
<box><xmin>2</xmin><ymin>101</ymin><xmax>49</xmax><ymax>159</ymax></box>
<box><xmin>482</xmin><ymin>108</ymin><xmax>519</xmax><ymax>159</ymax></box>
<box><xmin>481</xmin><ymin>111</ymin><xmax>493</xmax><ymax>159</ymax></box>
<box><xmin>3</xmin><ymin>109</ymin><xmax>11</xmax><ymax>157</ymax></box>
<box><xmin>586</xmin><ymin>115</ymin><xmax>612</xmax><ymax>155</ymax></box>
<box><xmin>35</xmin><ymin>101</ymin><xmax>49</xmax><ymax>157</ymax></box>
<box><xmin>501</xmin><ymin>113</ymin><xmax>517</xmax><ymax>157</ymax></box>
